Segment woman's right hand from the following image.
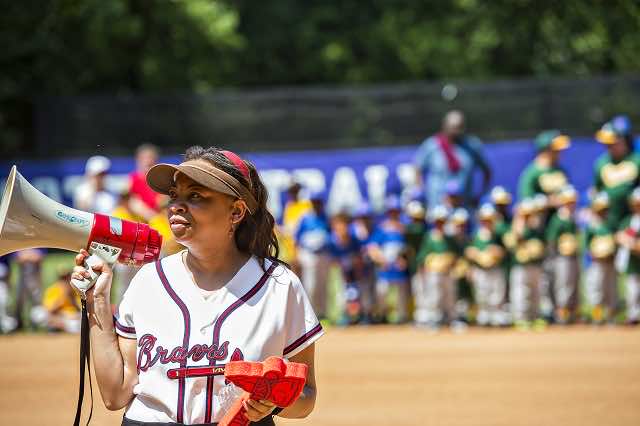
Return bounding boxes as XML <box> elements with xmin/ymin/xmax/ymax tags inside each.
<box><xmin>71</xmin><ymin>248</ymin><xmax>114</xmax><ymax>302</ymax></box>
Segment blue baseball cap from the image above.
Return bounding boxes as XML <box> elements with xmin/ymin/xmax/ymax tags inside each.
<box><xmin>445</xmin><ymin>180</ymin><xmax>464</xmax><ymax>196</ymax></box>
<box><xmin>384</xmin><ymin>195</ymin><xmax>402</xmax><ymax>212</ymax></box>
<box><xmin>353</xmin><ymin>201</ymin><xmax>372</xmax><ymax>217</ymax></box>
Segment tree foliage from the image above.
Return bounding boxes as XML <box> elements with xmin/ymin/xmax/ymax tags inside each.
<box><xmin>1</xmin><ymin>0</ymin><xmax>639</xmax><ymax>154</ymax></box>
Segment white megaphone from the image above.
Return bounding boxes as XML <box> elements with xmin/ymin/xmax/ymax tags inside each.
<box><xmin>0</xmin><ymin>166</ymin><xmax>162</xmax><ymax>297</ymax></box>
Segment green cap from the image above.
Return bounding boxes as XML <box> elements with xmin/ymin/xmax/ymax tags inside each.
<box><xmin>535</xmin><ymin>130</ymin><xmax>571</xmax><ymax>152</ymax></box>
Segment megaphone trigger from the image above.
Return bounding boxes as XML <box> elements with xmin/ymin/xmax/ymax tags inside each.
<box><xmin>70</xmin><ymin>243</ymin><xmax>122</xmax><ymax>300</ymax></box>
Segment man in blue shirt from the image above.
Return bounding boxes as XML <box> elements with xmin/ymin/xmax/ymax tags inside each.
<box><xmin>295</xmin><ymin>192</ymin><xmax>331</xmax><ymax>320</ymax></box>
<box><xmin>414</xmin><ymin>110</ymin><xmax>492</xmax><ymax>209</ymax></box>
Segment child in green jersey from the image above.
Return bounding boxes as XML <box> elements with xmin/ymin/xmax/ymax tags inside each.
<box><xmin>449</xmin><ymin>208</ymin><xmax>471</xmax><ymax>327</ymax></box>
<box><xmin>615</xmin><ymin>188</ymin><xmax>640</xmax><ymax>325</ymax></box>
<box><xmin>584</xmin><ymin>192</ymin><xmax>617</xmax><ymax>324</ymax></box>
<box><xmin>546</xmin><ymin>186</ymin><xmax>580</xmax><ymax>323</ymax></box>
<box><xmin>594</xmin><ymin>117</ymin><xmax>640</xmax><ymax>230</ymax></box>
<box><xmin>504</xmin><ymin>199</ymin><xmax>546</xmax><ymax>327</ymax></box>
<box><xmin>416</xmin><ymin>206</ymin><xmax>458</xmax><ymax>326</ymax></box>
<box><xmin>517</xmin><ymin>130</ymin><xmax>571</xmax><ymax>200</ymax></box>
<box><xmin>404</xmin><ymin>201</ymin><xmax>427</xmax><ymax>325</ymax></box>
<box><xmin>466</xmin><ymin>204</ymin><xmax>508</xmax><ymax>326</ymax></box>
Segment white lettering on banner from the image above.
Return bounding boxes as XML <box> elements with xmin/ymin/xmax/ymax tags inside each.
<box><xmin>327</xmin><ymin>167</ymin><xmax>363</xmax><ymax>215</ymax></box>
<box><xmin>259</xmin><ymin>169</ymin><xmax>292</xmax><ymax>219</ymax></box>
<box><xmin>9</xmin><ymin>164</ymin><xmax>404</xmax><ymax>221</ymax></box>
<box><xmin>396</xmin><ymin>162</ymin><xmax>420</xmax><ymax>204</ymax></box>
<box><xmin>396</xmin><ymin>163</ymin><xmax>417</xmax><ymax>191</ymax></box>
<box><xmin>364</xmin><ymin>165</ymin><xmax>389</xmax><ymax>213</ymax></box>
<box><xmin>292</xmin><ymin>169</ymin><xmax>326</xmax><ymax>197</ymax></box>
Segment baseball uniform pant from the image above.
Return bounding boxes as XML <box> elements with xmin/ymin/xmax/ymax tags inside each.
<box><xmin>510</xmin><ymin>264</ymin><xmax>542</xmax><ymax>322</ymax></box>
<box><xmin>423</xmin><ymin>271</ymin><xmax>456</xmax><ymax>324</ymax></box>
<box><xmin>585</xmin><ymin>260</ymin><xmax>617</xmax><ymax>313</ymax></box>
<box><xmin>539</xmin><ymin>257</ymin><xmax>555</xmax><ymax>318</ymax></box>
<box><xmin>553</xmin><ymin>255</ymin><xmax>580</xmax><ymax>311</ymax></box>
<box><xmin>375</xmin><ymin>279</ymin><xmax>410</xmax><ymax>323</ymax></box>
<box><xmin>626</xmin><ymin>274</ymin><xmax>640</xmax><ymax>322</ymax></box>
<box><xmin>358</xmin><ymin>266</ymin><xmax>376</xmax><ymax>317</ymax></box>
<box><xmin>412</xmin><ymin>271</ymin><xmax>428</xmax><ymax>324</ymax></box>
<box><xmin>15</xmin><ymin>261</ymin><xmax>44</xmax><ymax>330</ymax></box>
<box><xmin>471</xmin><ymin>267</ymin><xmax>507</xmax><ymax>326</ymax></box>
<box><xmin>297</xmin><ymin>249</ymin><xmax>330</xmax><ymax>318</ymax></box>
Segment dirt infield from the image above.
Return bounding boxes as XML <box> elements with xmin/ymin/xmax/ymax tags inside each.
<box><xmin>1</xmin><ymin>326</ymin><xmax>639</xmax><ymax>426</ymax></box>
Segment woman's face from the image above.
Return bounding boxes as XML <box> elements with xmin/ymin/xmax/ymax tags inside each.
<box><xmin>167</xmin><ymin>173</ymin><xmax>238</xmax><ymax>249</ymax></box>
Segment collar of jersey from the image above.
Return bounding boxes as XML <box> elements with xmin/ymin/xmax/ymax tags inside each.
<box><xmin>176</xmin><ymin>251</ymin><xmax>262</xmax><ymax>305</ymax></box>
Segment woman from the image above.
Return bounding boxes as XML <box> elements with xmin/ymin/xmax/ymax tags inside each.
<box><xmin>72</xmin><ymin>147</ymin><xmax>323</xmax><ymax>425</ymax></box>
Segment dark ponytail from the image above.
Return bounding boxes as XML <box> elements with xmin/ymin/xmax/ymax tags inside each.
<box><xmin>183</xmin><ymin>146</ymin><xmax>280</xmax><ymax>269</ymax></box>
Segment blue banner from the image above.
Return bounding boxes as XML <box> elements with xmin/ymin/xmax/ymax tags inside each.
<box><xmin>0</xmin><ymin>138</ymin><xmax>605</xmax><ymax>221</ymax></box>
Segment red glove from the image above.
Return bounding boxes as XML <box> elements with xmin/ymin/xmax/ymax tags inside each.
<box><xmin>219</xmin><ymin>356</ymin><xmax>308</xmax><ymax>426</ymax></box>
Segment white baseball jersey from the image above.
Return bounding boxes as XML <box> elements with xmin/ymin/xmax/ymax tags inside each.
<box><xmin>114</xmin><ymin>251</ymin><xmax>323</xmax><ymax>424</ymax></box>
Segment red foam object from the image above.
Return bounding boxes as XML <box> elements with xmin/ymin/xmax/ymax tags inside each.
<box><xmin>218</xmin><ymin>356</ymin><xmax>308</xmax><ymax>426</ymax></box>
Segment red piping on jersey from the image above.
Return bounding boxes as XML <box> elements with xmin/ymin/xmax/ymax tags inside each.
<box><xmin>114</xmin><ymin>318</ymin><xmax>136</xmax><ymax>335</ymax></box>
<box><xmin>167</xmin><ymin>365</ymin><xmax>226</xmax><ymax>379</ymax></box>
<box><xmin>204</xmin><ymin>263</ymin><xmax>276</xmax><ymax>423</ymax></box>
<box><xmin>283</xmin><ymin>322</ymin><xmax>323</xmax><ymax>356</ymax></box>
<box><xmin>156</xmin><ymin>259</ymin><xmax>191</xmax><ymax>424</ymax></box>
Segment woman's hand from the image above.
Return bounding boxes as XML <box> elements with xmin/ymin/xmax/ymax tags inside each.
<box><xmin>243</xmin><ymin>399</ymin><xmax>276</xmax><ymax>422</ymax></box>
<box><xmin>71</xmin><ymin>248</ymin><xmax>114</xmax><ymax>302</ymax></box>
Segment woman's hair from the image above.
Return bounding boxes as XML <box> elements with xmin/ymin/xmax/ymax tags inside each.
<box><xmin>183</xmin><ymin>146</ymin><xmax>280</xmax><ymax>268</ymax></box>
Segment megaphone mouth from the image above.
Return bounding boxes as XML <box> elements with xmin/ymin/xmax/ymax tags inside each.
<box><xmin>0</xmin><ymin>166</ymin><xmax>17</xmax><ymax>237</ymax></box>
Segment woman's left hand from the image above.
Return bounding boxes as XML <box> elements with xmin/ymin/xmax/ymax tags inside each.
<box><xmin>243</xmin><ymin>399</ymin><xmax>276</xmax><ymax>422</ymax></box>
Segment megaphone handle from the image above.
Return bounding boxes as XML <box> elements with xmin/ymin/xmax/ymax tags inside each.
<box><xmin>70</xmin><ymin>242</ymin><xmax>122</xmax><ymax>299</ymax></box>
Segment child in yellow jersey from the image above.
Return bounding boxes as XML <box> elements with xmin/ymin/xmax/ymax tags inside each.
<box><xmin>42</xmin><ymin>269</ymin><xmax>81</xmax><ymax>333</ymax></box>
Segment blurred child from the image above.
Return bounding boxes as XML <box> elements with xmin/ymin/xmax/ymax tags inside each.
<box><xmin>532</xmin><ymin>194</ymin><xmax>555</xmax><ymax>320</ymax></box>
<box><xmin>466</xmin><ymin>204</ymin><xmax>508</xmax><ymax>326</ymax></box>
<box><xmin>14</xmin><ymin>249</ymin><xmax>47</xmax><ymax>330</ymax></box>
<box><xmin>545</xmin><ymin>186</ymin><xmax>581</xmax><ymax>323</ymax></box>
<box><xmin>328</xmin><ymin>213</ymin><xmax>365</xmax><ymax>324</ymax></box>
<box><xmin>490</xmin><ymin>186</ymin><xmax>513</xmax><ymax>225</ymax></box>
<box><xmin>443</xmin><ymin>181</ymin><xmax>465</xmax><ymax>210</ymax></box>
<box><xmin>367</xmin><ymin>196</ymin><xmax>410</xmax><ymax>324</ymax></box>
<box><xmin>449</xmin><ymin>208</ymin><xmax>471</xmax><ymax>325</ymax></box>
<box><xmin>615</xmin><ymin>188</ymin><xmax>640</xmax><ymax>325</ymax></box>
<box><xmin>404</xmin><ymin>201</ymin><xmax>427</xmax><ymax>324</ymax></box>
<box><xmin>416</xmin><ymin>206</ymin><xmax>458</xmax><ymax>327</ymax></box>
<box><xmin>491</xmin><ymin>186</ymin><xmax>514</xmax><ymax>298</ymax></box>
<box><xmin>295</xmin><ymin>192</ymin><xmax>331</xmax><ymax>320</ymax></box>
<box><xmin>73</xmin><ymin>155</ymin><xmax>117</xmax><ymax>214</ymax></box>
<box><xmin>351</xmin><ymin>202</ymin><xmax>377</xmax><ymax>321</ymax></box>
<box><xmin>584</xmin><ymin>192</ymin><xmax>617</xmax><ymax>324</ymax></box>
<box><xmin>0</xmin><ymin>256</ymin><xmax>17</xmax><ymax>333</ymax></box>
<box><xmin>42</xmin><ymin>268</ymin><xmax>81</xmax><ymax>333</ymax></box>
<box><xmin>504</xmin><ymin>199</ymin><xmax>546</xmax><ymax>328</ymax></box>
<box><xmin>281</xmin><ymin>181</ymin><xmax>312</xmax><ymax>273</ymax></box>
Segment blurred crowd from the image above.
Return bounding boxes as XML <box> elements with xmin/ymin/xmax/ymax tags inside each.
<box><xmin>279</xmin><ymin>112</ymin><xmax>640</xmax><ymax>330</ymax></box>
<box><xmin>1</xmin><ymin>112</ymin><xmax>639</xmax><ymax>334</ymax></box>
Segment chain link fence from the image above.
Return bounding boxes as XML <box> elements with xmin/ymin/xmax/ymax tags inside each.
<box><xmin>31</xmin><ymin>75</ymin><xmax>640</xmax><ymax>158</ymax></box>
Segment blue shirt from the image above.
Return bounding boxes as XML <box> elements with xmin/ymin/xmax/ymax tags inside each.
<box><xmin>369</xmin><ymin>220</ymin><xmax>408</xmax><ymax>282</ymax></box>
<box><xmin>295</xmin><ymin>212</ymin><xmax>330</xmax><ymax>253</ymax></box>
<box><xmin>328</xmin><ymin>234</ymin><xmax>361</xmax><ymax>282</ymax></box>
<box><xmin>414</xmin><ymin>134</ymin><xmax>489</xmax><ymax>208</ymax></box>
